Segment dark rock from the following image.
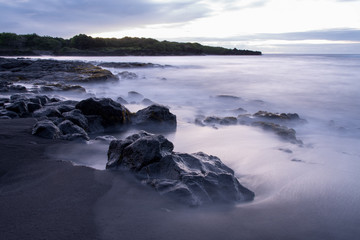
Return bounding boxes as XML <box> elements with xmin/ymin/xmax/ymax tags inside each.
<box><xmin>35</xmin><ymin>95</ymin><xmax>50</xmax><ymax>105</ymax></box>
<box><xmin>0</xmin><ymin>109</ymin><xmax>19</xmax><ymax>119</ymax></box>
<box><xmin>252</xmin><ymin>122</ymin><xmax>303</xmax><ymax>145</ymax></box>
<box><xmin>0</xmin><ymin>58</ymin><xmax>118</xmax><ymax>83</ymax></box>
<box><xmin>219</xmin><ymin>117</ymin><xmax>238</xmax><ymax>125</ymax></box>
<box><xmin>27</xmin><ymin>102</ymin><xmax>42</xmax><ymax>113</ymax></box>
<box><xmin>5</xmin><ymin>101</ymin><xmax>29</xmax><ymax>117</ymax></box>
<box><xmin>33</xmin><ymin>106</ymin><xmax>62</xmax><ymax>118</ymax></box>
<box><xmin>141</xmin><ymin>98</ymin><xmax>156</xmax><ymax>106</ymax></box>
<box><xmin>58</xmin><ymin>120</ymin><xmax>89</xmax><ymax>141</ymax></box>
<box><xmin>133</xmin><ymin>105</ymin><xmax>176</xmax><ymax>130</ymax></box>
<box><xmin>231</xmin><ymin>107</ymin><xmax>247</xmax><ymax>114</ymax></box>
<box><xmin>107</xmin><ymin>131</ymin><xmax>254</xmax><ymax>206</ymax></box>
<box><xmin>118</xmin><ymin>71</ymin><xmax>138</xmax><ymax>80</ymax></box>
<box><xmin>203</xmin><ymin>116</ymin><xmax>221</xmax><ymax>125</ymax></box>
<box><xmin>98</xmin><ymin>62</ymin><xmax>168</xmax><ymax>68</ymax></box>
<box><xmin>85</xmin><ymin>115</ymin><xmax>105</xmax><ymax>133</ymax></box>
<box><xmin>127</xmin><ymin>91</ymin><xmax>144</xmax><ymax>102</ymax></box>
<box><xmin>253</xmin><ymin>111</ymin><xmax>306</xmax><ymax>124</ymax></box>
<box><xmin>216</xmin><ymin>95</ymin><xmax>242</xmax><ymax>101</ymax></box>
<box><xmin>39</xmin><ymin>83</ymin><xmax>86</xmax><ymax>93</ymax></box>
<box><xmin>116</xmin><ymin>97</ymin><xmax>128</xmax><ymax>105</ymax></box>
<box><xmin>8</xmin><ymin>84</ymin><xmax>27</xmax><ymax>92</ymax></box>
<box><xmin>62</xmin><ymin>109</ymin><xmax>88</xmax><ymax>130</ymax></box>
<box><xmin>75</xmin><ymin>98</ymin><xmax>131</xmax><ymax>127</ymax></box>
<box><xmin>56</xmin><ymin>104</ymin><xmax>75</xmax><ymax>113</ymax></box>
<box><xmin>32</xmin><ymin>119</ymin><xmax>61</xmax><ymax>139</ymax></box>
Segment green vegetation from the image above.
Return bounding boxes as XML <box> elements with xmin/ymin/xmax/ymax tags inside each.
<box><xmin>0</xmin><ymin>32</ymin><xmax>261</xmax><ymax>56</ymax></box>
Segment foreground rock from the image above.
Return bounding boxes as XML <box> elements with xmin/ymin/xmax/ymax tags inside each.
<box><xmin>107</xmin><ymin>131</ymin><xmax>254</xmax><ymax>206</ymax></box>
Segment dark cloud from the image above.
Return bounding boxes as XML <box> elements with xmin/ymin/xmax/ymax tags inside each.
<box><xmin>0</xmin><ymin>0</ymin><xmax>210</xmax><ymax>37</ymax></box>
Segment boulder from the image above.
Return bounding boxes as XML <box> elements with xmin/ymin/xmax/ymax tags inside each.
<box><xmin>62</xmin><ymin>109</ymin><xmax>88</xmax><ymax>130</ymax></box>
<box><xmin>58</xmin><ymin>120</ymin><xmax>89</xmax><ymax>141</ymax></box>
<box><xmin>107</xmin><ymin>131</ymin><xmax>254</xmax><ymax>206</ymax></box>
<box><xmin>75</xmin><ymin>97</ymin><xmax>131</xmax><ymax>127</ymax></box>
<box><xmin>32</xmin><ymin>119</ymin><xmax>61</xmax><ymax>139</ymax></box>
<box><xmin>33</xmin><ymin>106</ymin><xmax>62</xmax><ymax>118</ymax></box>
<box><xmin>5</xmin><ymin>101</ymin><xmax>29</xmax><ymax>117</ymax></box>
<box><xmin>133</xmin><ymin>105</ymin><xmax>176</xmax><ymax>130</ymax></box>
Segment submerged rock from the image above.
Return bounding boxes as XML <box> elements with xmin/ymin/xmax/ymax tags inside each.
<box><xmin>118</xmin><ymin>71</ymin><xmax>138</xmax><ymax>80</ymax></box>
<box><xmin>252</xmin><ymin>121</ymin><xmax>303</xmax><ymax>145</ymax></box>
<box><xmin>107</xmin><ymin>131</ymin><xmax>254</xmax><ymax>206</ymax></box>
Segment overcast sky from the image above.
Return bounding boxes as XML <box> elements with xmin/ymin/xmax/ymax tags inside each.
<box><xmin>1</xmin><ymin>0</ymin><xmax>360</xmax><ymax>53</ymax></box>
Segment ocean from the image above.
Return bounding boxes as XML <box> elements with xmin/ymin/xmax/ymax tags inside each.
<box><xmin>42</xmin><ymin>54</ymin><xmax>360</xmax><ymax>239</ymax></box>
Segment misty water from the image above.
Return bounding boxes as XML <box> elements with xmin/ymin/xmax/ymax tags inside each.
<box><xmin>43</xmin><ymin>54</ymin><xmax>360</xmax><ymax>238</ymax></box>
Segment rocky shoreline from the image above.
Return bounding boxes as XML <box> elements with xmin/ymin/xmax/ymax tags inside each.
<box><xmin>1</xmin><ymin>57</ymin><xmax>257</xmax><ymax>207</ymax></box>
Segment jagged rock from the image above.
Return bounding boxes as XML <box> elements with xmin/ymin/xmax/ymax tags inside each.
<box><xmin>203</xmin><ymin>116</ymin><xmax>237</xmax><ymax>126</ymax></box>
<box><xmin>252</xmin><ymin>122</ymin><xmax>303</xmax><ymax>144</ymax></box>
<box><xmin>75</xmin><ymin>97</ymin><xmax>131</xmax><ymax>127</ymax></box>
<box><xmin>107</xmin><ymin>131</ymin><xmax>254</xmax><ymax>206</ymax></box>
<box><xmin>58</xmin><ymin>120</ymin><xmax>89</xmax><ymax>141</ymax></box>
<box><xmin>219</xmin><ymin>117</ymin><xmax>238</xmax><ymax>125</ymax></box>
<box><xmin>39</xmin><ymin>83</ymin><xmax>86</xmax><ymax>93</ymax></box>
<box><xmin>133</xmin><ymin>105</ymin><xmax>176</xmax><ymax>130</ymax></box>
<box><xmin>62</xmin><ymin>109</ymin><xmax>88</xmax><ymax>130</ymax></box>
<box><xmin>32</xmin><ymin>119</ymin><xmax>61</xmax><ymax>139</ymax></box>
<box><xmin>253</xmin><ymin>111</ymin><xmax>306</xmax><ymax>124</ymax></box>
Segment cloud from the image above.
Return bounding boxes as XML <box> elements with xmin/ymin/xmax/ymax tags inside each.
<box><xmin>0</xmin><ymin>0</ymin><xmax>211</xmax><ymax>37</ymax></box>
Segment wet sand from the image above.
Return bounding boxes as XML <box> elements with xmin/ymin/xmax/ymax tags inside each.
<box><xmin>1</xmin><ymin>118</ymin><xmax>359</xmax><ymax>240</ymax></box>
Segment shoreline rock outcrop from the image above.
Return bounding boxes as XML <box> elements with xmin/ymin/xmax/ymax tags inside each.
<box><xmin>107</xmin><ymin>131</ymin><xmax>254</xmax><ymax>206</ymax></box>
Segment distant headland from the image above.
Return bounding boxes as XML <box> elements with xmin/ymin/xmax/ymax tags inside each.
<box><xmin>0</xmin><ymin>33</ymin><xmax>261</xmax><ymax>56</ymax></box>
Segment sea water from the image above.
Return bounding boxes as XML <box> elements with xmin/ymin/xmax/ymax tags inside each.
<box><xmin>43</xmin><ymin>54</ymin><xmax>360</xmax><ymax>238</ymax></box>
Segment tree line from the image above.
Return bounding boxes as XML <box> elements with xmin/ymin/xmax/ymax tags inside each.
<box><xmin>0</xmin><ymin>33</ymin><xmax>261</xmax><ymax>56</ymax></box>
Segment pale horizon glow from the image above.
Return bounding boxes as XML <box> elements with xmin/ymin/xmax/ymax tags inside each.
<box><xmin>1</xmin><ymin>0</ymin><xmax>360</xmax><ymax>53</ymax></box>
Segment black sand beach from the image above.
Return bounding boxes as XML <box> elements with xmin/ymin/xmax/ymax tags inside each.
<box><xmin>2</xmin><ymin>119</ymin><xmax>359</xmax><ymax>240</ymax></box>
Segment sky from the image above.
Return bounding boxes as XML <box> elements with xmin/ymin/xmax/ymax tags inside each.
<box><xmin>1</xmin><ymin>0</ymin><xmax>360</xmax><ymax>53</ymax></box>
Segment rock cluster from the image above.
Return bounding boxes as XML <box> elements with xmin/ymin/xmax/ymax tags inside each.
<box><xmin>196</xmin><ymin>110</ymin><xmax>306</xmax><ymax>144</ymax></box>
<box><xmin>0</xmin><ymin>93</ymin><xmax>177</xmax><ymax>141</ymax></box>
<box><xmin>107</xmin><ymin>131</ymin><xmax>254</xmax><ymax>206</ymax></box>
